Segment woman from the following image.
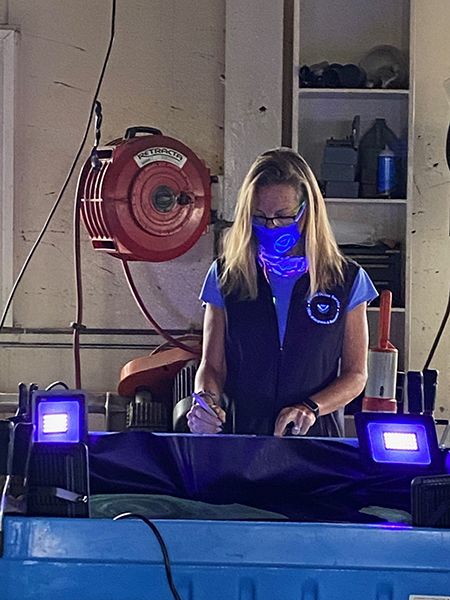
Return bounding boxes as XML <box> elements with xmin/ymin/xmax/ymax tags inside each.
<box><xmin>187</xmin><ymin>148</ymin><xmax>378</xmax><ymax>437</ymax></box>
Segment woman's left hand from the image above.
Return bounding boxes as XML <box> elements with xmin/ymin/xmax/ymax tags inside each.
<box><xmin>274</xmin><ymin>404</ymin><xmax>316</xmax><ymax>437</ymax></box>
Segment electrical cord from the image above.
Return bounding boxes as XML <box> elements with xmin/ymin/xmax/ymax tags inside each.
<box><xmin>150</xmin><ymin>334</ymin><xmax>202</xmax><ymax>356</ymax></box>
<box><xmin>423</xmin><ymin>287</ymin><xmax>450</xmax><ymax>371</ymax></box>
<box><xmin>0</xmin><ymin>474</ymin><xmax>11</xmax><ymax>556</ymax></box>
<box><xmin>121</xmin><ymin>259</ymin><xmax>202</xmax><ymax>355</ymax></box>
<box><xmin>0</xmin><ymin>0</ymin><xmax>117</xmax><ymax>351</ymax></box>
<box><xmin>0</xmin><ymin>420</ymin><xmax>14</xmax><ymax>557</ymax></box>
<box><xmin>113</xmin><ymin>512</ymin><xmax>182</xmax><ymax>600</ymax></box>
<box><xmin>72</xmin><ymin>1</ymin><xmax>116</xmax><ymax>388</ymax></box>
<box><xmin>45</xmin><ymin>381</ymin><xmax>69</xmax><ymax>391</ymax></box>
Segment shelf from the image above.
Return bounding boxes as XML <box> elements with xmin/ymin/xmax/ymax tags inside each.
<box><xmin>367</xmin><ymin>307</ymin><xmax>405</xmax><ymax>313</ymax></box>
<box><xmin>325</xmin><ymin>198</ymin><xmax>406</xmax><ymax>204</ymax></box>
<box><xmin>299</xmin><ymin>88</ymin><xmax>409</xmax><ymax>99</ymax></box>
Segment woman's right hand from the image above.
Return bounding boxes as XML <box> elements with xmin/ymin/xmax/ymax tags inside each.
<box><xmin>187</xmin><ymin>398</ymin><xmax>226</xmax><ymax>434</ymax></box>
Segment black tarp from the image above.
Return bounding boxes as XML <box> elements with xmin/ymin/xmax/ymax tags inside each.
<box><xmin>88</xmin><ymin>433</ymin><xmax>447</xmax><ymax>523</ymax></box>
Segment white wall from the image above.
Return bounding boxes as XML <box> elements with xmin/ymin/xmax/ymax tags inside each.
<box><xmin>0</xmin><ymin>0</ymin><xmax>224</xmax><ymax>392</ymax></box>
<box><xmin>223</xmin><ymin>0</ymin><xmax>284</xmax><ymax>221</ymax></box>
<box><xmin>0</xmin><ymin>0</ymin><xmax>8</xmax><ymax>23</ymax></box>
<box><xmin>410</xmin><ymin>0</ymin><xmax>450</xmax><ymax>416</ymax></box>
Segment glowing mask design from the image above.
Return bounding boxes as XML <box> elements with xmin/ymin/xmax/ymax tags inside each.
<box><xmin>252</xmin><ymin>201</ymin><xmax>306</xmax><ymax>257</ymax></box>
<box><xmin>253</xmin><ymin>202</ymin><xmax>307</xmax><ymax>277</ymax></box>
<box><xmin>257</xmin><ymin>247</ymin><xmax>308</xmax><ymax>278</ymax></box>
<box><xmin>252</xmin><ymin>219</ymin><xmax>301</xmax><ymax>256</ymax></box>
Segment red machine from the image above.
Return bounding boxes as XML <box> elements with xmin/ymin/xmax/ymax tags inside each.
<box><xmin>77</xmin><ymin>126</ymin><xmax>211</xmax><ymax>262</ymax></box>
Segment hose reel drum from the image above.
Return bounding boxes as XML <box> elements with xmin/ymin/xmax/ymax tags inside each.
<box><xmin>77</xmin><ymin>126</ymin><xmax>212</xmax><ymax>262</ymax></box>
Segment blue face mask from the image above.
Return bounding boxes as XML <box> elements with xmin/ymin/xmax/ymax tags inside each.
<box><xmin>252</xmin><ymin>220</ymin><xmax>301</xmax><ymax>256</ymax></box>
<box><xmin>252</xmin><ymin>201</ymin><xmax>306</xmax><ymax>256</ymax></box>
<box><xmin>252</xmin><ymin>203</ymin><xmax>307</xmax><ymax>277</ymax></box>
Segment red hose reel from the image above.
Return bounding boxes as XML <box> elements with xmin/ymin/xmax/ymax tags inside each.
<box><xmin>77</xmin><ymin>127</ymin><xmax>211</xmax><ymax>262</ymax></box>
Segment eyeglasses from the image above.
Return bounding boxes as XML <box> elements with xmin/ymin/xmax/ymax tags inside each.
<box><xmin>252</xmin><ymin>201</ymin><xmax>306</xmax><ymax>228</ymax></box>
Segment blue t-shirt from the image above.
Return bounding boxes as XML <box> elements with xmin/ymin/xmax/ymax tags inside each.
<box><xmin>199</xmin><ymin>260</ymin><xmax>378</xmax><ymax>344</ymax></box>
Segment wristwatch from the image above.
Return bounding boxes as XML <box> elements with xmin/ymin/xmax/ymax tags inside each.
<box><xmin>196</xmin><ymin>390</ymin><xmax>228</xmax><ymax>410</ymax></box>
<box><xmin>301</xmin><ymin>397</ymin><xmax>320</xmax><ymax>418</ymax></box>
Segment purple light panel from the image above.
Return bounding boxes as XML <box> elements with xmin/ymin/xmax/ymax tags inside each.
<box><xmin>367</xmin><ymin>422</ymin><xmax>431</xmax><ymax>465</ymax></box>
<box><xmin>36</xmin><ymin>400</ymin><xmax>81</xmax><ymax>443</ymax></box>
<box><xmin>42</xmin><ymin>413</ymin><xmax>69</xmax><ymax>434</ymax></box>
<box><xmin>383</xmin><ymin>431</ymin><xmax>418</xmax><ymax>451</ymax></box>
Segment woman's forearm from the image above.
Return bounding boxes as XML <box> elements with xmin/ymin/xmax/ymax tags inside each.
<box><xmin>309</xmin><ymin>369</ymin><xmax>367</xmax><ymax>416</ymax></box>
<box><xmin>194</xmin><ymin>360</ymin><xmax>226</xmax><ymax>398</ymax></box>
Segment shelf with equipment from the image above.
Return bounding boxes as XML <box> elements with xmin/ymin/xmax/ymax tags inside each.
<box><xmin>297</xmin><ymin>93</ymin><xmax>409</xmax><ymax>191</ymax></box>
<box><xmin>294</xmin><ymin>0</ymin><xmax>412</xmax><ymax>369</ymax></box>
<box><xmin>325</xmin><ymin>198</ymin><xmax>407</xmax><ymax>205</ymax></box>
<box><xmin>299</xmin><ymin>88</ymin><xmax>409</xmax><ymax>98</ymax></box>
<box><xmin>368</xmin><ymin>307</ymin><xmax>405</xmax><ymax>314</ymax></box>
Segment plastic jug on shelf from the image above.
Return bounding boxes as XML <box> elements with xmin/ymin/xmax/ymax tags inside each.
<box><xmin>358</xmin><ymin>118</ymin><xmax>403</xmax><ymax>198</ymax></box>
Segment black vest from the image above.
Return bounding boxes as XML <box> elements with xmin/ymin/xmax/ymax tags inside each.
<box><xmin>223</xmin><ymin>260</ymin><xmax>359</xmax><ymax>436</ymax></box>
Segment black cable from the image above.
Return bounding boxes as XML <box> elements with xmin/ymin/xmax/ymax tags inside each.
<box><xmin>0</xmin><ymin>474</ymin><xmax>11</xmax><ymax>557</ymax></box>
<box><xmin>0</xmin><ymin>423</ymin><xmax>14</xmax><ymax>557</ymax></box>
<box><xmin>73</xmin><ymin>4</ymin><xmax>116</xmax><ymax>389</ymax></box>
<box><xmin>423</xmin><ymin>287</ymin><xmax>450</xmax><ymax>371</ymax></box>
<box><xmin>45</xmin><ymin>380</ymin><xmax>70</xmax><ymax>391</ymax></box>
<box><xmin>113</xmin><ymin>512</ymin><xmax>182</xmax><ymax>600</ymax></box>
<box><xmin>0</xmin><ymin>0</ymin><xmax>117</xmax><ymax>333</ymax></box>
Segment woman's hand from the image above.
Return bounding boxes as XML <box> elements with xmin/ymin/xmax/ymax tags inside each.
<box><xmin>274</xmin><ymin>404</ymin><xmax>316</xmax><ymax>437</ymax></box>
<box><xmin>189</xmin><ymin>303</ymin><xmax>227</xmax><ymax>434</ymax></box>
<box><xmin>187</xmin><ymin>397</ymin><xmax>226</xmax><ymax>434</ymax></box>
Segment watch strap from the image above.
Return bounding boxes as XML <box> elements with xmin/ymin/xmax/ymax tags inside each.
<box><xmin>301</xmin><ymin>397</ymin><xmax>320</xmax><ymax>418</ymax></box>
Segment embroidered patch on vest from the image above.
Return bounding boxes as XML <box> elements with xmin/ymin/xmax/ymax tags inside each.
<box><xmin>307</xmin><ymin>293</ymin><xmax>341</xmax><ymax>325</ymax></box>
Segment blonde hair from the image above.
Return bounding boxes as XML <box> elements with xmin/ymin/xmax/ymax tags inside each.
<box><xmin>220</xmin><ymin>147</ymin><xmax>344</xmax><ymax>299</ymax></box>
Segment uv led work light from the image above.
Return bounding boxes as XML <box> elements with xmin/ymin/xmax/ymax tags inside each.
<box><xmin>32</xmin><ymin>390</ymin><xmax>87</xmax><ymax>443</ymax></box>
<box><xmin>26</xmin><ymin>389</ymin><xmax>90</xmax><ymax>518</ymax></box>
<box><xmin>355</xmin><ymin>412</ymin><xmax>443</xmax><ymax>472</ymax></box>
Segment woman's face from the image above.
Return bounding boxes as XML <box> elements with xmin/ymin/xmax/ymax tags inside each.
<box><xmin>254</xmin><ymin>184</ymin><xmax>304</xmax><ymax>229</ymax></box>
